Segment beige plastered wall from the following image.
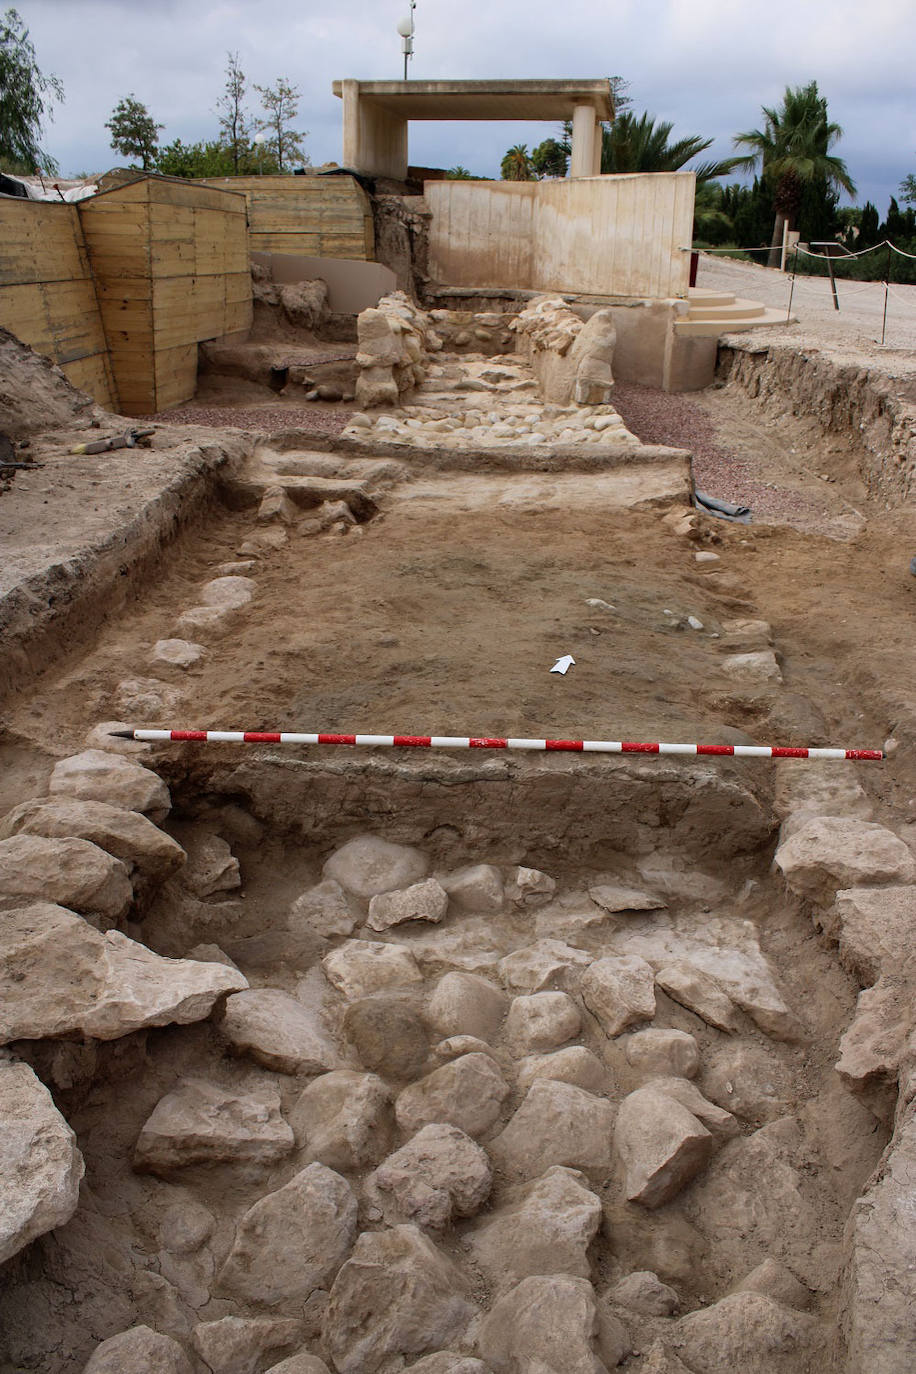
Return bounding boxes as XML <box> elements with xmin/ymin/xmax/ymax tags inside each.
<box><xmin>425</xmin><ymin>172</ymin><xmax>695</xmax><ymax>300</ymax></box>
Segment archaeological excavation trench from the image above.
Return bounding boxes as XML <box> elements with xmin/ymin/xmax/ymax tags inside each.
<box><xmin>1</xmin><ymin>284</ymin><xmax>916</xmax><ymax>1374</ymax></box>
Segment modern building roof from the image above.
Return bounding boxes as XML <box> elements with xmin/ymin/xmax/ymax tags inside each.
<box><xmin>331</xmin><ymin>79</ymin><xmax>615</xmax><ymax>122</ymax></box>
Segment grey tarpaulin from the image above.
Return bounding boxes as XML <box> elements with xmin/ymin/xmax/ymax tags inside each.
<box><xmin>694</xmin><ymin>490</ymin><xmax>752</xmax><ymax>523</ymax></box>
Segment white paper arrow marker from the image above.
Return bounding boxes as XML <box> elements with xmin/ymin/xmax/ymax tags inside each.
<box><xmin>550</xmin><ymin>654</ymin><xmax>575</xmax><ymax>675</ymax></box>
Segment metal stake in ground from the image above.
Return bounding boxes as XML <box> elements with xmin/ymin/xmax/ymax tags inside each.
<box><xmin>110</xmin><ymin>729</ymin><xmax>885</xmax><ymax>762</ymax></box>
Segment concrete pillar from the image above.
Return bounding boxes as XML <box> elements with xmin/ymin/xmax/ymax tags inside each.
<box><xmin>341</xmin><ymin>78</ymin><xmax>409</xmax><ymax>180</ymax></box>
<box><xmin>569</xmin><ymin>104</ymin><xmax>597</xmax><ymax>178</ymax></box>
<box><xmin>341</xmin><ymin>79</ymin><xmax>361</xmax><ymax>169</ymax></box>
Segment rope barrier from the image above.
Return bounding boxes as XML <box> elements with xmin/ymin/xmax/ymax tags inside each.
<box><xmin>110</xmin><ymin>728</ymin><xmax>885</xmax><ymax>762</ymax></box>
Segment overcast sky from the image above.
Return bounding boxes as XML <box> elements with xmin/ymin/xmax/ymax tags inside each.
<box><xmin>18</xmin><ymin>0</ymin><xmax>916</xmax><ymax>215</ymax></box>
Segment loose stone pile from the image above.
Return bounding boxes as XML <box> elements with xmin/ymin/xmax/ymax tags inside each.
<box><xmin>3</xmin><ymin>733</ymin><xmax>912</xmax><ymax>1373</ymax></box>
<box><xmin>347</xmin><ymin>292</ymin><xmax>633</xmax><ymax>451</ymax></box>
<box><xmin>344</xmin><ymin>356</ymin><xmax>635</xmax><ymax>450</ymax></box>
<box><xmin>354</xmin><ymin>292</ymin><xmax>444</xmax><ymax>410</ymax></box>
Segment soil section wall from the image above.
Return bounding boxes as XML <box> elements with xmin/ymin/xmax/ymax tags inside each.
<box><xmin>716</xmin><ymin>336</ymin><xmax>916</xmax><ymax>507</ymax></box>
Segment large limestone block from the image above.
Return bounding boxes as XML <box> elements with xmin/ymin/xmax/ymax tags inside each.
<box><xmin>323</xmin><ymin>940</ymin><xmax>424</xmax><ymax>999</ymax></box>
<box><xmin>182</xmin><ymin>832</ymin><xmax>240</xmax><ymax>898</ymax></box>
<box><xmin>323</xmin><ymin>1224</ymin><xmax>477</xmax><ymax>1373</ymax></box>
<box><xmin>0</xmin><ymin>1059</ymin><xmax>84</xmax><ymax>1264</ymax></box>
<box><xmin>581</xmin><ymin>955</ymin><xmax>656</xmax><ymax>1037</ymax></box>
<box><xmin>219</xmin><ymin>1162</ymin><xmax>358</xmax><ymax>1306</ymax></box>
<box><xmin>343</xmin><ymin>994</ymin><xmax>429</xmax><ymax>1078</ymax></box>
<box><xmin>686</xmin><ymin>1124</ymin><xmax>821</xmax><ymax>1285</ymax></box>
<box><xmin>610</xmin><ymin>1270</ymin><xmax>680</xmax><ymax>1316</ymax></box>
<box><xmin>673</xmin><ymin>1292</ymin><xmax>820</xmax><ymax>1374</ymax></box>
<box><xmin>498</xmin><ymin>939</ymin><xmax>591</xmax><ymax>993</ymax></box>
<box><xmin>832</xmin><ymin>885</ymin><xmax>916</xmax><ymax>985</ymax></box>
<box><xmin>199</xmin><ymin>575</ymin><xmax>255</xmax><ymax>609</ymax></box>
<box><xmin>774</xmin><ymin>818</ymin><xmax>916</xmax><ymax>905</ymax></box>
<box><xmin>82</xmin><ymin>1326</ymin><xmax>192</xmax><ymax>1373</ymax></box>
<box><xmin>835</xmin><ymin>976</ymin><xmax>909</xmax><ymax>1094</ymax></box>
<box><xmin>505</xmin><ymin>991</ymin><xmax>581</xmax><ymax>1053</ymax></box>
<box><xmin>289</xmin><ymin>1069</ymin><xmax>392</xmax><ymax>1169</ymax></box>
<box><xmin>134</xmin><ymin>1078</ymin><xmax>294</xmax><ymax>1174</ymax></box>
<box><xmin>489</xmin><ymin>1080</ymin><xmax>615</xmax><ymax>1179</ymax></box>
<box><xmin>403</xmin><ymin>1357</ymin><xmax>491</xmax><ymax>1373</ymax></box>
<box><xmin>655</xmin><ymin>962</ymin><xmax>740</xmax><ymax>1032</ymax></box>
<box><xmin>476</xmin><ymin>1275</ymin><xmax>613</xmax><ymax>1374</ymax></box>
<box><xmin>0</xmin><ymin>833</ymin><xmax>132</xmax><ymax>924</ymax></box>
<box><xmin>0</xmin><ymin>903</ymin><xmax>247</xmax><ymax>1043</ymax></box>
<box><xmin>322</xmin><ymin>835</ymin><xmax>429</xmax><ymax>903</ymax></box>
<box><xmin>844</xmin><ymin>1100</ymin><xmax>916</xmax><ymax>1374</ymax></box>
<box><xmin>49</xmin><ymin>750</ymin><xmax>171</xmax><ymax>822</ymax></box>
<box><xmin>365</xmin><ymin>1123</ymin><xmax>492</xmax><ymax>1230</ymax></box>
<box><xmin>192</xmin><ymin>1318</ymin><xmax>302</xmax><ymax>1374</ymax></box>
<box><xmin>395</xmin><ymin>1053</ymin><xmax>509</xmax><ymax>1138</ymax></box>
<box><xmin>368</xmin><ymin>878</ymin><xmax>448</xmax><ymax>932</ymax></box>
<box><xmin>289</xmin><ymin>879</ymin><xmax>359</xmax><ymax>939</ymax></box>
<box><xmin>588</xmin><ymin>883</ymin><xmax>667</xmax><ymax>915</ymax></box>
<box><xmin>516</xmin><ymin>1046</ymin><xmax>608</xmax><ymax>1095</ymax></box>
<box><xmin>221</xmin><ymin>988</ymin><xmax>341</xmax><ymax>1074</ymax></box>
<box><xmin>440</xmin><ymin>863</ymin><xmax>504</xmax><ymax>913</ymax></box>
<box><xmin>0</xmin><ymin>797</ymin><xmax>185</xmax><ymax>890</ymax></box>
<box><xmin>646</xmin><ymin>1077</ymin><xmax>739</xmax><ymax>1142</ymax></box>
<box><xmin>614</xmin><ymin>1085</ymin><xmax>713</xmax><ymax>1207</ymax></box>
<box><xmin>426</xmin><ymin>972</ymin><xmax>508</xmax><ymax>1041</ymax></box>
<box><xmin>468</xmin><ymin>1166</ymin><xmax>601</xmax><ymax>1292</ymax></box>
<box><xmin>624</xmin><ymin>1029</ymin><xmax>699</xmax><ymax>1079</ymax></box>
<box><xmin>265</xmin><ymin>1357</ymin><xmax>331</xmax><ymax>1374</ymax></box>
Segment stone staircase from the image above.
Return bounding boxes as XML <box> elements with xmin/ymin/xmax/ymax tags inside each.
<box><xmin>673</xmin><ymin>287</ymin><xmax>794</xmax><ymax>337</ymax></box>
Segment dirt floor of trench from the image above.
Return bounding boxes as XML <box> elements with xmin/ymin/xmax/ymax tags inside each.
<box><xmin>1</xmin><ymin>334</ymin><xmax>916</xmax><ymax>1372</ymax></box>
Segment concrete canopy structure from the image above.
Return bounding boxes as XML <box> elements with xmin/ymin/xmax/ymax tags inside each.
<box><xmin>332</xmin><ymin>79</ymin><xmax>614</xmax><ymax>182</ymax></box>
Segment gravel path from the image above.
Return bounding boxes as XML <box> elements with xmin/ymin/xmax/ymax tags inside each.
<box><xmin>141</xmin><ymin>404</ymin><xmax>356</xmax><ymax>436</ymax></box>
<box><xmin>611</xmin><ymin>380</ymin><xmax>837</xmax><ymax>532</ymax></box>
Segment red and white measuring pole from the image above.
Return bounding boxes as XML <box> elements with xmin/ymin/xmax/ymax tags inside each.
<box><xmin>111</xmin><ymin>729</ymin><xmax>884</xmax><ymax>761</ymax></box>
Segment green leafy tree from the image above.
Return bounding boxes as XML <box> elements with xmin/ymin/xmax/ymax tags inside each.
<box><xmin>0</xmin><ymin>7</ymin><xmax>63</xmax><ymax>174</ymax></box>
<box><xmin>601</xmin><ymin>111</ymin><xmax>740</xmax><ymax>183</ymax></box>
<box><xmin>733</xmin><ymin>81</ymin><xmax>856</xmax><ymax>266</ymax></box>
<box><xmin>154</xmin><ymin>138</ymin><xmax>240</xmax><ymax>179</ymax></box>
<box><xmin>106</xmin><ymin>94</ymin><xmax>163</xmax><ymax>170</ymax></box>
<box><xmin>531</xmin><ymin>137</ymin><xmax>568</xmax><ymax>179</ymax></box>
<box><xmin>500</xmin><ymin>143</ymin><xmax>534</xmax><ymax>181</ymax></box>
<box><xmin>216</xmin><ymin>51</ymin><xmax>250</xmax><ymax>173</ymax></box>
<box><xmin>253</xmin><ymin>78</ymin><xmax>308</xmax><ymax>173</ymax></box>
<box><xmin>900</xmin><ymin>172</ymin><xmax>916</xmax><ymax>206</ymax></box>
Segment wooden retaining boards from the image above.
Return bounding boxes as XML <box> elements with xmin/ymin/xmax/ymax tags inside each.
<box><xmin>79</xmin><ymin>177</ymin><xmax>253</xmax><ymax>414</ymax></box>
<box><xmin>198</xmin><ymin>175</ymin><xmax>375</xmax><ymax>260</ymax></box>
<box><xmin>0</xmin><ymin>200</ymin><xmax>117</xmax><ymax>408</ymax></box>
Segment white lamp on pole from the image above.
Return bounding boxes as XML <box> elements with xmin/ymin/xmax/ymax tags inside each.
<box><xmin>397</xmin><ymin>1</ymin><xmax>416</xmax><ymax>80</ymax></box>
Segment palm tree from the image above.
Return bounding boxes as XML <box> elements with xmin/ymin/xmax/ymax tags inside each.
<box><xmin>500</xmin><ymin>144</ymin><xmax>534</xmax><ymax>181</ymax></box>
<box><xmin>601</xmin><ymin>112</ymin><xmax>740</xmax><ymax>184</ymax></box>
<box><xmin>733</xmin><ymin>81</ymin><xmax>856</xmax><ymax>266</ymax></box>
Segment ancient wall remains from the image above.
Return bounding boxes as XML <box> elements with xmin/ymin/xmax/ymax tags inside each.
<box><xmin>79</xmin><ymin>178</ymin><xmax>252</xmax><ymax>415</ymax></box>
<box><xmin>199</xmin><ymin>175</ymin><xmax>375</xmax><ymax>261</ymax></box>
<box><xmin>425</xmin><ymin>173</ymin><xmax>695</xmax><ymax>300</ymax></box>
<box><xmin>0</xmin><ymin>200</ymin><xmax>117</xmax><ymax>408</ymax></box>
